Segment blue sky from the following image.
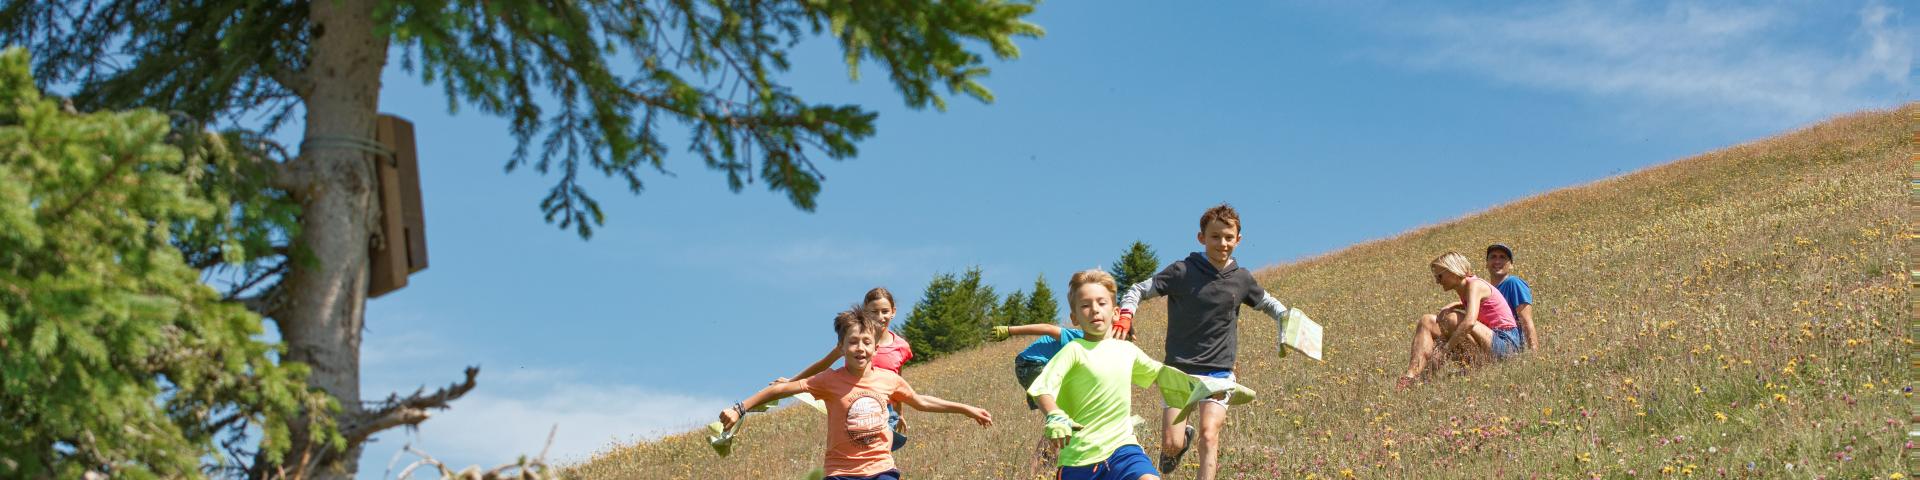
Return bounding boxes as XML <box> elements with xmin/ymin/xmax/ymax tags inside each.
<box><xmin>336</xmin><ymin>1</ymin><xmax>1912</xmax><ymax>474</ymax></box>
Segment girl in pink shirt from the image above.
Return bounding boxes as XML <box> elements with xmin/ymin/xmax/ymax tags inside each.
<box><xmin>722</xmin><ymin>308</ymin><xmax>987</xmax><ymax>479</ymax></box>
<box><xmin>1398</xmin><ymin>252</ymin><xmax>1524</xmax><ymax>389</ymax></box>
<box><xmin>783</xmin><ymin>288</ymin><xmax>916</xmax><ymax>449</ymax></box>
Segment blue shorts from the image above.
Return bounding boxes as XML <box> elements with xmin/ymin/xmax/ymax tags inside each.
<box><xmin>825</xmin><ymin>468</ymin><xmax>900</xmax><ymax>480</ymax></box>
<box><xmin>888</xmin><ymin>406</ymin><xmax>907</xmax><ymax>451</ymax></box>
<box><xmin>1491</xmin><ymin>328</ymin><xmax>1524</xmax><ymax>359</ymax></box>
<box><xmin>1059</xmin><ymin>444</ymin><xmax>1158</xmax><ymax>480</ymax></box>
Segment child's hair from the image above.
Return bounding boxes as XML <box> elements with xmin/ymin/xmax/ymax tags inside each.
<box><xmin>1199</xmin><ymin>203</ymin><xmax>1241</xmax><ymax>233</ymax></box>
<box><xmin>864</xmin><ymin>287</ymin><xmax>896</xmax><ymax>308</ymax></box>
<box><xmin>833</xmin><ymin>306</ymin><xmax>878</xmax><ymax>341</ymax></box>
<box><xmin>1430</xmin><ymin>252</ymin><xmax>1473</xmax><ymax>278</ymax></box>
<box><xmin>1069</xmin><ymin>269</ymin><xmax>1118</xmax><ymax>299</ymax></box>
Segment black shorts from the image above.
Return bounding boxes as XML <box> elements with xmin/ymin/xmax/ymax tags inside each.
<box><xmin>1014</xmin><ymin>358</ymin><xmax>1047</xmax><ymax>410</ymax></box>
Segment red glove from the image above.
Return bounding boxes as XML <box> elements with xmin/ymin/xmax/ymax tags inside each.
<box><xmin>1113</xmin><ymin>308</ymin><xmax>1134</xmax><ymax>341</ymax></box>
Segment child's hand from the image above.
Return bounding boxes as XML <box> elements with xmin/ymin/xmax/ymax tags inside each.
<box><xmin>896</xmin><ymin>414</ymin><xmax>908</xmax><ymax>435</ymax></box>
<box><xmin>1043</xmin><ymin>410</ymin><xmax>1082</xmax><ymax>450</ymax></box>
<box><xmin>718</xmin><ymin>404</ymin><xmax>743</xmax><ymax>429</ymax></box>
<box><xmin>1114</xmin><ymin>309</ymin><xmax>1135</xmax><ymax>340</ymax></box>
<box><xmin>991</xmin><ymin>326</ymin><xmax>1011</xmax><ymax>342</ymax></box>
<box><xmin>966</xmin><ymin>407</ymin><xmax>994</xmax><ymax>427</ymax></box>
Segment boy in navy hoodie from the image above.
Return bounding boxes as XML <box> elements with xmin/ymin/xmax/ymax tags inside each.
<box><xmin>1114</xmin><ymin>203</ymin><xmax>1294</xmax><ymax>480</ymax></box>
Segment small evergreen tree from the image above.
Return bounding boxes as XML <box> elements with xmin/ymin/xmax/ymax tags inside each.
<box><xmin>900</xmin><ymin>267</ymin><xmax>997</xmax><ymax>364</ymax></box>
<box><xmin>1023</xmin><ymin>274</ymin><xmax>1059</xmax><ymax>325</ymax></box>
<box><xmin>993</xmin><ymin>290</ymin><xmax>1029</xmax><ymax>327</ymax></box>
<box><xmin>0</xmin><ymin>49</ymin><xmax>333</xmax><ymax>478</ymax></box>
<box><xmin>1111</xmin><ymin>241</ymin><xmax>1162</xmax><ymax>294</ymax></box>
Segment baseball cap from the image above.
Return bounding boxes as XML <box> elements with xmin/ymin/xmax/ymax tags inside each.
<box><xmin>1486</xmin><ymin>243</ymin><xmax>1514</xmax><ymax>260</ymax></box>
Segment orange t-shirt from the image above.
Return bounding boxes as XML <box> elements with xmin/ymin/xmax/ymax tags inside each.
<box><xmin>801</xmin><ymin>367</ymin><xmax>916</xmax><ymax>476</ymax></box>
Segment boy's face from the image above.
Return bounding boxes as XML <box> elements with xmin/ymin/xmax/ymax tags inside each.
<box><xmin>839</xmin><ymin>328</ymin><xmax>878</xmax><ymax>373</ymax></box>
<box><xmin>1485</xmin><ymin>250</ymin><xmax>1512</xmax><ymax>276</ymax></box>
<box><xmin>1197</xmin><ymin>219</ymin><xmax>1241</xmax><ymax>266</ymax></box>
<box><xmin>1069</xmin><ymin>283</ymin><xmax>1115</xmax><ymax>339</ymax></box>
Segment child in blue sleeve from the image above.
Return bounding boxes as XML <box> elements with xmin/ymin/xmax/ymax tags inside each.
<box><xmin>991</xmin><ymin>320</ymin><xmax>1086</xmax><ymax>477</ymax></box>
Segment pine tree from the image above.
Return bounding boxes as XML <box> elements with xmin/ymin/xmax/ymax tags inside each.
<box><xmin>900</xmin><ymin>267</ymin><xmax>997</xmax><ymax>364</ymax></box>
<box><xmin>1111</xmin><ymin>241</ymin><xmax>1163</xmax><ymax>294</ymax></box>
<box><xmin>1023</xmin><ymin>274</ymin><xmax>1059</xmax><ymax>325</ymax></box>
<box><xmin>0</xmin><ymin>49</ymin><xmax>332</xmax><ymax>479</ymax></box>
<box><xmin>1</xmin><ymin>3</ymin><xmax>1042</xmax><ymax>476</ymax></box>
<box><xmin>994</xmin><ymin>290</ymin><xmax>1029</xmax><ymax>327</ymax></box>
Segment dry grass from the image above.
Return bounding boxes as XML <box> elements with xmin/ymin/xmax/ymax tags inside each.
<box><xmin>568</xmin><ymin>104</ymin><xmax>1916</xmax><ymax>479</ymax></box>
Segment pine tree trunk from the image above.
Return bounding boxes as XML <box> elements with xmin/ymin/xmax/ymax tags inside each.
<box><xmin>271</xmin><ymin>0</ymin><xmax>387</xmax><ymax>478</ymax></box>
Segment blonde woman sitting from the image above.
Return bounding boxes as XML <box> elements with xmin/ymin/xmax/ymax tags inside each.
<box><xmin>1397</xmin><ymin>252</ymin><xmax>1523</xmax><ymax>389</ymax></box>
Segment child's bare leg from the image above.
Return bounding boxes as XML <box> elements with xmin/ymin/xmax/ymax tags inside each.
<box><xmin>1160</xmin><ymin>407</ymin><xmax>1188</xmax><ymax>458</ymax></box>
<box><xmin>1193</xmin><ymin>399</ymin><xmax>1229</xmax><ymax>480</ymax></box>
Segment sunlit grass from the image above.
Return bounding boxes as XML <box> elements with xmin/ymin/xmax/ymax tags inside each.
<box><xmin>567</xmin><ymin>104</ymin><xmax>1915</xmax><ymax>479</ymax></box>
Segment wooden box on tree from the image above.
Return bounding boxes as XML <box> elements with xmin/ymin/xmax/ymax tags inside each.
<box><xmin>369</xmin><ymin>114</ymin><xmax>429</xmax><ymax>298</ymax></box>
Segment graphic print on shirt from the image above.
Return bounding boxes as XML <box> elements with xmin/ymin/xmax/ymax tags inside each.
<box><xmin>844</xmin><ymin>394</ymin><xmax>888</xmax><ymax>447</ymax></box>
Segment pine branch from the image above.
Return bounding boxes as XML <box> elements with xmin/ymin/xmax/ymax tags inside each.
<box><xmin>48</xmin><ymin>151</ymin><xmax>136</xmax><ymax>221</ymax></box>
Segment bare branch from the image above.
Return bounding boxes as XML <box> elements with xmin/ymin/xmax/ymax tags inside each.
<box><xmin>272</xmin><ymin>154</ymin><xmax>312</xmax><ymax>192</ymax></box>
<box><xmin>342</xmin><ymin>366</ymin><xmax>481</xmax><ymax>445</ymax></box>
<box><xmin>265</xmin><ymin>64</ymin><xmax>313</xmax><ymax>99</ymax></box>
<box><xmin>225</xmin><ymin>260</ymin><xmax>288</xmax><ymax>301</ymax></box>
<box><xmin>235</xmin><ymin>291</ymin><xmax>281</xmax><ymax>318</ymax></box>
<box><xmin>391</xmin><ymin>426</ymin><xmax>557</xmax><ymax>480</ymax></box>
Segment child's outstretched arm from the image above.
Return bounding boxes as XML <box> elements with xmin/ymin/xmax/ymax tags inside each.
<box><xmin>900</xmin><ymin>393</ymin><xmax>993</xmax><ymax>426</ymax></box>
<box><xmin>1247</xmin><ymin>289</ymin><xmax>1291</xmax><ymax>327</ymax></box>
<box><xmin>779</xmin><ymin>347</ymin><xmax>842</xmax><ymax>384</ymax></box>
<box><xmin>718</xmin><ymin>381</ymin><xmax>807</xmax><ymax>429</ymax></box>
<box><xmin>1116</xmin><ymin>263</ymin><xmax>1184</xmax><ymax>340</ymax></box>
<box><xmin>990</xmin><ymin>323</ymin><xmax>1065</xmax><ymax>342</ymax></box>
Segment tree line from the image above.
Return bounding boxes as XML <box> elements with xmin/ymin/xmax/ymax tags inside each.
<box><xmin>900</xmin><ymin>241</ymin><xmax>1160</xmax><ymax>364</ymax></box>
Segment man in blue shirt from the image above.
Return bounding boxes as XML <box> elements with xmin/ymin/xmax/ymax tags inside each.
<box><xmin>1485</xmin><ymin>244</ymin><xmax>1538</xmax><ymax>351</ymax></box>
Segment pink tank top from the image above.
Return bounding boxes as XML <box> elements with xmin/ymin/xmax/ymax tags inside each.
<box><xmin>871</xmin><ymin>331</ymin><xmax>913</xmax><ymax>374</ymax></box>
<box><xmin>1468</xmin><ymin>276</ymin><xmax>1518</xmax><ymax>331</ymax></box>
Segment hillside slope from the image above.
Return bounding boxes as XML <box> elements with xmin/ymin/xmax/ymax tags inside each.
<box><xmin>572</xmin><ymin>104</ymin><xmax>1913</xmax><ymax>479</ymax></box>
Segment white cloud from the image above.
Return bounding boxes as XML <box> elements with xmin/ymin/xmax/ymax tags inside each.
<box><xmin>356</xmin><ymin>324</ymin><xmax>726</xmax><ymax>478</ymax></box>
<box><xmin>362</xmin><ymin>380</ymin><xmax>727</xmax><ymax>478</ymax></box>
<box><xmin>1377</xmin><ymin>1</ymin><xmax>1914</xmax><ymax>122</ymax></box>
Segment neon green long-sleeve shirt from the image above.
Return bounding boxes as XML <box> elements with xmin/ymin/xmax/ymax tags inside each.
<box><xmin>1025</xmin><ymin>338</ymin><xmax>1165</xmax><ymax>467</ymax></box>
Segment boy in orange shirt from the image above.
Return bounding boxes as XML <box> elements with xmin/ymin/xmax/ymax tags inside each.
<box><xmin>718</xmin><ymin>308</ymin><xmax>992</xmax><ymax>479</ymax></box>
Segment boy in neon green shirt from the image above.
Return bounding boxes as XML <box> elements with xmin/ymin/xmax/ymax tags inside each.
<box><xmin>1027</xmin><ymin>269</ymin><xmax>1181</xmax><ymax>480</ymax></box>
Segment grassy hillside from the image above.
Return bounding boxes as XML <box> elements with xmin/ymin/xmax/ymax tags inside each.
<box><xmin>571</xmin><ymin>104</ymin><xmax>1914</xmax><ymax>479</ymax></box>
